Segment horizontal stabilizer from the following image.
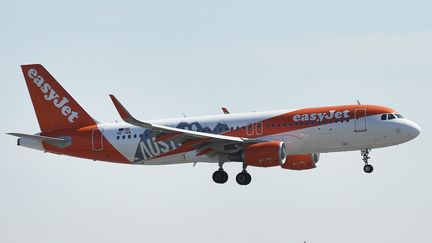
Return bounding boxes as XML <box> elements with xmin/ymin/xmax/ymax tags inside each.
<box><xmin>7</xmin><ymin>133</ymin><xmax>71</xmax><ymax>148</ymax></box>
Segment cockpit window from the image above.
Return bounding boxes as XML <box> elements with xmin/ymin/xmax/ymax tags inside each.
<box><xmin>382</xmin><ymin>113</ymin><xmax>403</xmax><ymax>121</ymax></box>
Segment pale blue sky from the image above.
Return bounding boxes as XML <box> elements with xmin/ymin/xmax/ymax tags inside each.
<box><xmin>1</xmin><ymin>1</ymin><xmax>431</xmax><ymax>243</ymax></box>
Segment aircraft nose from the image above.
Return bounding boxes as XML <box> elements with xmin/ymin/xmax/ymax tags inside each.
<box><xmin>411</xmin><ymin>122</ymin><xmax>421</xmax><ymax>138</ymax></box>
<box><xmin>405</xmin><ymin>120</ymin><xmax>421</xmax><ymax>139</ymax></box>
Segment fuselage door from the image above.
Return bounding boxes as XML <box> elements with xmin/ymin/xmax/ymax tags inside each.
<box><xmin>354</xmin><ymin>108</ymin><xmax>367</xmax><ymax>132</ymax></box>
<box><xmin>246</xmin><ymin>122</ymin><xmax>263</xmax><ymax>136</ymax></box>
<box><xmin>92</xmin><ymin>128</ymin><xmax>104</xmax><ymax>151</ymax></box>
<box><xmin>246</xmin><ymin>123</ymin><xmax>255</xmax><ymax>136</ymax></box>
<box><xmin>256</xmin><ymin>122</ymin><xmax>263</xmax><ymax>135</ymax></box>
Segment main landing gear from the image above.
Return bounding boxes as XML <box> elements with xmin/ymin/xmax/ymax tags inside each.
<box><xmin>212</xmin><ymin>165</ymin><xmax>228</xmax><ymax>184</ymax></box>
<box><xmin>361</xmin><ymin>149</ymin><xmax>374</xmax><ymax>173</ymax></box>
<box><xmin>212</xmin><ymin>162</ymin><xmax>252</xmax><ymax>185</ymax></box>
<box><xmin>236</xmin><ymin>163</ymin><xmax>252</xmax><ymax>186</ymax></box>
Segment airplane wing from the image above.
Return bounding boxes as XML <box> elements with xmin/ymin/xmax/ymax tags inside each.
<box><xmin>109</xmin><ymin>95</ymin><xmax>247</xmax><ymax>144</ymax></box>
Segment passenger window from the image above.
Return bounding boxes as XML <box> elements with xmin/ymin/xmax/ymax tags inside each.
<box><xmin>388</xmin><ymin>114</ymin><xmax>396</xmax><ymax>120</ymax></box>
<box><xmin>116</xmin><ymin>136</ymin><xmax>120</xmax><ymax>140</ymax></box>
<box><xmin>128</xmin><ymin>135</ymin><xmax>131</xmax><ymax>139</ymax></box>
<box><xmin>381</xmin><ymin>114</ymin><xmax>387</xmax><ymax>120</ymax></box>
<box><xmin>134</xmin><ymin>134</ymin><xmax>137</xmax><ymax>138</ymax></box>
<box><xmin>122</xmin><ymin>135</ymin><xmax>125</xmax><ymax>139</ymax></box>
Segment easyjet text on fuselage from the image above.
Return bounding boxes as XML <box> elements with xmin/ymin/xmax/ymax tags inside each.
<box><xmin>293</xmin><ymin>110</ymin><xmax>350</xmax><ymax>122</ymax></box>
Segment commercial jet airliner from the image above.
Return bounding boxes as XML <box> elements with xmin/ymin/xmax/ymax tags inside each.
<box><xmin>8</xmin><ymin>64</ymin><xmax>421</xmax><ymax>185</ymax></box>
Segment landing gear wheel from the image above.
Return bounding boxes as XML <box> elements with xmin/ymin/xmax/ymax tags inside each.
<box><xmin>361</xmin><ymin>149</ymin><xmax>374</xmax><ymax>174</ymax></box>
<box><xmin>236</xmin><ymin>171</ymin><xmax>252</xmax><ymax>185</ymax></box>
<box><xmin>363</xmin><ymin>164</ymin><xmax>374</xmax><ymax>173</ymax></box>
<box><xmin>212</xmin><ymin>170</ymin><xmax>228</xmax><ymax>184</ymax></box>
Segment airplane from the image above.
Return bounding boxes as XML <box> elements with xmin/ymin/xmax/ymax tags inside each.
<box><xmin>7</xmin><ymin>64</ymin><xmax>421</xmax><ymax>185</ymax></box>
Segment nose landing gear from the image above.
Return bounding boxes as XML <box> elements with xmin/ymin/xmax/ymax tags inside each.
<box><xmin>361</xmin><ymin>149</ymin><xmax>374</xmax><ymax>173</ymax></box>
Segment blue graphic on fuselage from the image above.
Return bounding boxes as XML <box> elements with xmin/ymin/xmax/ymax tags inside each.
<box><xmin>133</xmin><ymin>121</ymin><xmax>230</xmax><ymax>163</ymax></box>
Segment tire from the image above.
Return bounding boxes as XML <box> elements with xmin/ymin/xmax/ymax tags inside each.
<box><xmin>236</xmin><ymin>172</ymin><xmax>252</xmax><ymax>185</ymax></box>
<box><xmin>363</xmin><ymin>164</ymin><xmax>374</xmax><ymax>173</ymax></box>
<box><xmin>212</xmin><ymin>170</ymin><xmax>228</xmax><ymax>184</ymax></box>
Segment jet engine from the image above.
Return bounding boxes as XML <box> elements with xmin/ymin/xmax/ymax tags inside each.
<box><xmin>281</xmin><ymin>153</ymin><xmax>320</xmax><ymax>170</ymax></box>
<box><xmin>228</xmin><ymin>141</ymin><xmax>286</xmax><ymax>167</ymax></box>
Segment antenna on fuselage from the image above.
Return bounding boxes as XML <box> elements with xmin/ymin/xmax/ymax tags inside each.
<box><xmin>357</xmin><ymin>100</ymin><xmax>361</xmax><ymax>105</ymax></box>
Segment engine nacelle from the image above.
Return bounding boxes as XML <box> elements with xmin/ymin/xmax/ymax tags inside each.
<box><xmin>229</xmin><ymin>141</ymin><xmax>286</xmax><ymax>167</ymax></box>
<box><xmin>281</xmin><ymin>153</ymin><xmax>320</xmax><ymax>170</ymax></box>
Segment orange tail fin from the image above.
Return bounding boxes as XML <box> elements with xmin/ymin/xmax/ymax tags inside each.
<box><xmin>21</xmin><ymin>64</ymin><xmax>96</xmax><ymax>132</ymax></box>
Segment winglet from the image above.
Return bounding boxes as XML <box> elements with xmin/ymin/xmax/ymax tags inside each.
<box><xmin>222</xmin><ymin>107</ymin><xmax>230</xmax><ymax>114</ymax></box>
<box><xmin>109</xmin><ymin>95</ymin><xmax>155</xmax><ymax>130</ymax></box>
<box><xmin>109</xmin><ymin>95</ymin><xmax>134</xmax><ymax>121</ymax></box>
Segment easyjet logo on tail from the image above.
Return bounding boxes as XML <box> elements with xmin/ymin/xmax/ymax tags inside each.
<box><xmin>293</xmin><ymin>110</ymin><xmax>350</xmax><ymax>122</ymax></box>
<box><xmin>27</xmin><ymin>68</ymin><xmax>79</xmax><ymax>123</ymax></box>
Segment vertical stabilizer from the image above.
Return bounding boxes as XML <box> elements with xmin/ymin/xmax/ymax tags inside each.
<box><xmin>21</xmin><ymin>64</ymin><xmax>96</xmax><ymax>132</ymax></box>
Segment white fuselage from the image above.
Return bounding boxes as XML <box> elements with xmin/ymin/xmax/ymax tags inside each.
<box><xmin>99</xmin><ymin>109</ymin><xmax>420</xmax><ymax>165</ymax></box>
